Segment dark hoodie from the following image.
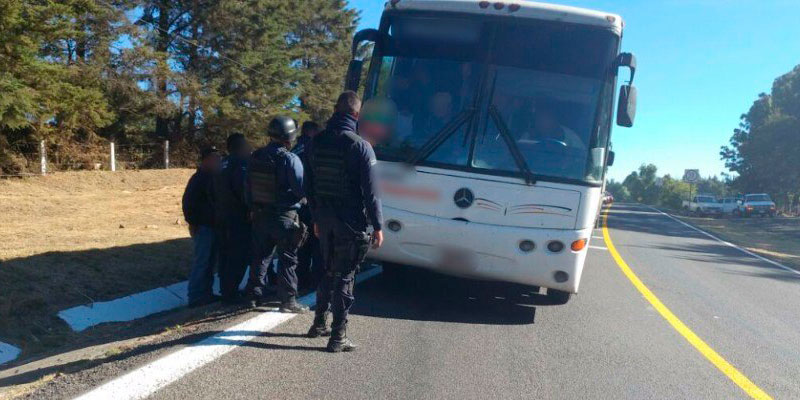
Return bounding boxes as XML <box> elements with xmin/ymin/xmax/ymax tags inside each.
<box><xmin>182</xmin><ymin>168</ymin><xmax>215</xmax><ymax>227</ymax></box>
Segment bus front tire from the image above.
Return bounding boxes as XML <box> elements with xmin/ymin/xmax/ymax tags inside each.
<box><xmin>546</xmin><ymin>288</ymin><xmax>572</xmax><ymax>305</ymax></box>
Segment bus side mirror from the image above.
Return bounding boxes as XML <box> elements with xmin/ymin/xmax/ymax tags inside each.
<box><xmin>345</xmin><ymin>60</ymin><xmax>364</xmax><ymax>91</ymax></box>
<box><xmin>616</xmin><ymin>52</ymin><xmax>637</xmax><ymax>127</ymax></box>
<box><xmin>617</xmin><ymin>85</ymin><xmax>637</xmax><ymax>127</ymax></box>
<box><xmin>345</xmin><ymin>29</ymin><xmax>381</xmax><ymax>91</ymax></box>
<box><xmin>608</xmin><ymin>150</ymin><xmax>615</xmax><ymax>167</ymax></box>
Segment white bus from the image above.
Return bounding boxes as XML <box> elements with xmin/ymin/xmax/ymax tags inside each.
<box><xmin>346</xmin><ymin>0</ymin><xmax>637</xmax><ymax>304</ymax></box>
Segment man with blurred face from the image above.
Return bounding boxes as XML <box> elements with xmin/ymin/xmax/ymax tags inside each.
<box><xmin>521</xmin><ymin>101</ymin><xmax>585</xmax><ymax>150</ymax></box>
<box><xmin>358</xmin><ymin>97</ymin><xmax>398</xmax><ymax>146</ymax></box>
<box><xmin>292</xmin><ymin>121</ymin><xmax>323</xmax><ymax>291</ymax></box>
<box><xmin>215</xmin><ymin>133</ymin><xmax>253</xmax><ymax>304</ymax></box>
<box><xmin>183</xmin><ymin>147</ymin><xmax>221</xmax><ymax>308</ymax></box>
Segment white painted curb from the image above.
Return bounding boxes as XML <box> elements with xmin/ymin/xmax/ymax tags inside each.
<box><xmin>0</xmin><ymin>342</ymin><xmax>21</xmax><ymax>366</ymax></box>
<box><xmin>59</xmin><ymin>270</ymin><xmax>250</xmax><ymax>332</ymax></box>
<box><xmin>74</xmin><ymin>266</ymin><xmax>382</xmax><ymax>400</ymax></box>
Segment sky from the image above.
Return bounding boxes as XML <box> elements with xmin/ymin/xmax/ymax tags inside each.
<box><xmin>348</xmin><ymin>0</ymin><xmax>800</xmax><ymax>181</ymax></box>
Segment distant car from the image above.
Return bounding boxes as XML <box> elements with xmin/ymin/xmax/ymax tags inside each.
<box><xmin>719</xmin><ymin>197</ymin><xmax>741</xmax><ymax>216</ymax></box>
<box><xmin>736</xmin><ymin>193</ymin><xmax>777</xmax><ymax>217</ymax></box>
<box><xmin>602</xmin><ymin>192</ymin><xmax>614</xmax><ymax>205</ymax></box>
<box><xmin>682</xmin><ymin>195</ymin><xmax>723</xmax><ymax>217</ymax></box>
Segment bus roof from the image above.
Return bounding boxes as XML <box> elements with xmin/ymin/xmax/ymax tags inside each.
<box><xmin>384</xmin><ymin>0</ymin><xmax>623</xmax><ymax>35</ymax></box>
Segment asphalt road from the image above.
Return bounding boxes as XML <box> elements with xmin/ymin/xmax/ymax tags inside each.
<box><xmin>73</xmin><ymin>204</ymin><xmax>800</xmax><ymax>399</ymax></box>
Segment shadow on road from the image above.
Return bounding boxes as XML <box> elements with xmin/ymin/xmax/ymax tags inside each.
<box><xmin>350</xmin><ymin>267</ymin><xmax>541</xmax><ymax>326</ymax></box>
<box><xmin>605</xmin><ymin>203</ymin><xmax>704</xmax><ymax>239</ymax></box>
<box><xmin>607</xmin><ymin>204</ymin><xmax>800</xmax><ymax>283</ymax></box>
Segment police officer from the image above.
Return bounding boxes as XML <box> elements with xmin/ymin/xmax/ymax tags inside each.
<box><xmin>215</xmin><ymin>133</ymin><xmax>252</xmax><ymax>304</ymax></box>
<box><xmin>247</xmin><ymin>116</ymin><xmax>310</xmax><ymax>313</ymax></box>
<box><xmin>292</xmin><ymin>121</ymin><xmax>323</xmax><ymax>290</ymax></box>
<box><xmin>307</xmin><ymin>91</ymin><xmax>384</xmax><ymax>352</ymax></box>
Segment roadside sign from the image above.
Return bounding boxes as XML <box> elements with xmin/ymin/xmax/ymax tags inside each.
<box><xmin>683</xmin><ymin>169</ymin><xmax>700</xmax><ymax>184</ymax></box>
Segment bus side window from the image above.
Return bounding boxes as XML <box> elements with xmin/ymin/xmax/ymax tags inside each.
<box><xmin>374</xmin><ymin>56</ymin><xmax>395</xmax><ymax>98</ymax></box>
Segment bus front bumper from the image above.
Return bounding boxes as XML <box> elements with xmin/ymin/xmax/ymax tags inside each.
<box><xmin>369</xmin><ymin>207</ymin><xmax>593</xmax><ymax>293</ymax></box>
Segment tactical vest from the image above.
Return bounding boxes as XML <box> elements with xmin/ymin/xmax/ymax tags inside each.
<box><xmin>312</xmin><ymin>131</ymin><xmax>359</xmax><ymax>202</ymax></box>
<box><xmin>249</xmin><ymin>148</ymin><xmax>289</xmax><ymax>206</ymax></box>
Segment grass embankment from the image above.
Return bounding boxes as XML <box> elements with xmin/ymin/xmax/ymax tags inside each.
<box><xmin>677</xmin><ymin>214</ymin><xmax>800</xmax><ymax>271</ymax></box>
<box><xmin>0</xmin><ymin>169</ymin><xmax>194</xmax><ymax>359</ymax></box>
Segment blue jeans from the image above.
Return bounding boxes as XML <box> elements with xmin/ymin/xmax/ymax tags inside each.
<box><xmin>188</xmin><ymin>225</ymin><xmax>217</xmax><ymax>304</ymax></box>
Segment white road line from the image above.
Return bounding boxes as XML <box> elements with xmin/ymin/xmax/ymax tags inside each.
<box><xmin>75</xmin><ymin>267</ymin><xmax>383</xmax><ymax>400</ymax></box>
<box><xmin>592</xmin><ymin>235</ymin><xmax>604</xmax><ymax>239</ymax></box>
<box><xmin>645</xmin><ymin>206</ymin><xmax>800</xmax><ymax>276</ymax></box>
<box><xmin>589</xmin><ymin>245</ymin><xmax>608</xmax><ymax>251</ymax></box>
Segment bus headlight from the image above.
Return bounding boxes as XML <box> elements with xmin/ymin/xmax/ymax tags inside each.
<box><xmin>547</xmin><ymin>241</ymin><xmax>565</xmax><ymax>253</ymax></box>
<box><xmin>554</xmin><ymin>271</ymin><xmax>569</xmax><ymax>283</ymax></box>
<box><xmin>387</xmin><ymin>220</ymin><xmax>402</xmax><ymax>232</ymax></box>
<box><xmin>519</xmin><ymin>240</ymin><xmax>535</xmax><ymax>253</ymax></box>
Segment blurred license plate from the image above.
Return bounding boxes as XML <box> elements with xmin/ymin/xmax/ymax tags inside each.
<box><xmin>438</xmin><ymin>247</ymin><xmax>476</xmax><ymax>270</ymax></box>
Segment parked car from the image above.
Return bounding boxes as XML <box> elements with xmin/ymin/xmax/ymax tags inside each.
<box><xmin>736</xmin><ymin>193</ymin><xmax>777</xmax><ymax>217</ymax></box>
<box><xmin>602</xmin><ymin>191</ymin><xmax>614</xmax><ymax>205</ymax></box>
<box><xmin>719</xmin><ymin>197</ymin><xmax>741</xmax><ymax>216</ymax></box>
<box><xmin>683</xmin><ymin>195</ymin><xmax>723</xmax><ymax>217</ymax></box>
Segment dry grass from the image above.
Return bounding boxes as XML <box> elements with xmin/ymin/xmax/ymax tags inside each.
<box><xmin>679</xmin><ymin>215</ymin><xmax>800</xmax><ymax>271</ymax></box>
<box><xmin>0</xmin><ymin>169</ymin><xmax>196</xmax><ymax>359</ymax></box>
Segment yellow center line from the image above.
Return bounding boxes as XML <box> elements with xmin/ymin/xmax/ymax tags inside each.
<box><xmin>601</xmin><ymin>205</ymin><xmax>772</xmax><ymax>400</ymax></box>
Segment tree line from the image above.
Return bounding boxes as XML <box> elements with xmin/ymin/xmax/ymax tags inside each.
<box><xmin>608</xmin><ymin>64</ymin><xmax>800</xmax><ymax>212</ymax></box>
<box><xmin>606</xmin><ymin>164</ymin><xmax>732</xmax><ymax>210</ymax></box>
<box><xmin>0</xmin><ymin>0</ymin><xmax>356</xmax><ymax>175</ymax></box>
<box><xmin>720</xmin><ymin>64</ymin><xmax>800</xmax><ymax>208</ymax></box>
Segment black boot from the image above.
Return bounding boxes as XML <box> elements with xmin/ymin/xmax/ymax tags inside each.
<box><xmin>307</xmin><ymin>314</ymin><xmax>332</xmax><ymax>338</ymax></box>
<box><xmin>326</xmin><ymin>326</ymin><xmax>357</xmax><ymax>353</ymax></box>
<box><xmin>279</xmin><ymin>297</ymin><xmax>309</xmax><ymax>314</ymax></box>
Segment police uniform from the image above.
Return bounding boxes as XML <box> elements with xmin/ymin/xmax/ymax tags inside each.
<box><xmin>292</xmin><ymin>133</ymin><xmax>324</xmax><ymax>290</ymax></box>
<box><xmin>307</xmin><ymin>111</ymin><xmax>383</xmax><ymax>352</ymax></box>
<box><xmin>214</xmin><ymin>153</ymin><xmax>250</xmax><ymax>301</ymax></box>
<box><xmin>247</xmin><ymin>117</ymin><xmax>309</xmax><ymax>313</ymax></box>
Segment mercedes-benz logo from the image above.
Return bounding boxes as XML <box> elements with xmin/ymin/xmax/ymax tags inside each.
<box><xmin>453</xmin><ymin>188</ymin><xmax>474</xmax><ymax>209</ymax></box>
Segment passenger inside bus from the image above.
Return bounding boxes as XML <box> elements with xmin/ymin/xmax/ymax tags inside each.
<box><xmin>516</xmin><ymin>101</ymin><xmax>586</xmax><ymax>150</ymax></box>
<box><xmin>418</xmin><ymin>92</ymin><xmax>455</xmax><ymax>138</ymax></box>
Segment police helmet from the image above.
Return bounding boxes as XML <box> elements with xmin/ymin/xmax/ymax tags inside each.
<box><xmin>267</xmin><ymin>116</ymin><xmax>298</xmax><ymax>142</ymax></box>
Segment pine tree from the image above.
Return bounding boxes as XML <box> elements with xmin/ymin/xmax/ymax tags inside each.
<box><xmin>290</xmin><ymin>0</ymin><xmax>358</xmax><ymax>123</ymax></box>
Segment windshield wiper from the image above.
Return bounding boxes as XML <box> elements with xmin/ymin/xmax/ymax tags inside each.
<box><xmin>488</xmin><ymin>106</ymin><xmax>537</xmax><ymax>185</ymax></box>
<box><xmin>407</xmin><ymin>109</ymin><xmax>474</xmax><ymax>165</ymax></box>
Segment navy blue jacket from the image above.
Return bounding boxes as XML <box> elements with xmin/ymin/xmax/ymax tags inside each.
<box><xmin>214</xmin><ymin>155</ymin><xmax>249</xmax><ymax>226</ymax></box>
<box><xmin>309</xmin><ymin>112</ymin><xmax>383</xmax><ymax>231</ymax></box>
<box><xmin>182</xmin><ymin>168</ymin><xmax>216</xmax><ymax>227</ymax></box>
<box><xmin>248</xmin><ymin>142</ymin><xmax>304</xmax><ymax>211</ymax></box>
<box><xmin>292</xmin><ymin>134</ymin><xmax>312</xmax><ymax>166</ymax></box>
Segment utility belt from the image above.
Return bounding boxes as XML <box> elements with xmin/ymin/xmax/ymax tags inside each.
<box><xmin>252</xmin><ymin>207</ymin><xmax>309</xmax><ymax>249</ymax></box>
<box><xmin>325</xmin><ymin>230</ymin><xmax>371</xmax><ymax>278</ymax></box>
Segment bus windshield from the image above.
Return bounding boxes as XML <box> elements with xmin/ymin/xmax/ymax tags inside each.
<box><xmin>368</xmin><ymin>14</ymin><xmax>619</xmax><ymax>185</ymax></box>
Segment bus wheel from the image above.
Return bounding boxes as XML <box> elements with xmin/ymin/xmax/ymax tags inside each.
<box><xmin>546</xmin><ymin>289</ymin><xmax>572</xmax><ymax>305</ymax></box>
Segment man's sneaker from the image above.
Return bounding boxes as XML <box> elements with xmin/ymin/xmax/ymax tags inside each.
<box><xmin>279</xmin><ymin>301</ymin><xmax>309</xmax><ymax>314</ymax></box>
<box><xmin>326</xmin><ymin>337</ymin><xmax>357</xmax><ymax>353</ymax></box>
<box><xmin>307</xmin><ymin>324</ymin><xmax>332</xmax><ymax>338</ymax></box>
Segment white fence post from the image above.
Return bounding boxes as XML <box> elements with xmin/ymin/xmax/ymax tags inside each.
<box><xmin>164</xmin><ymin>140</ymin><xmax>170</xmax><ymax>169</ymax></box>
<box><xmin>110</xmin><ymin>142</ymin><xmax>116</xmax><ymax>172</ymax></box>
<box><xmin>40</xmin><ymin>140</ymin><xmax>47</xmax><ymax>176</ymax></box>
